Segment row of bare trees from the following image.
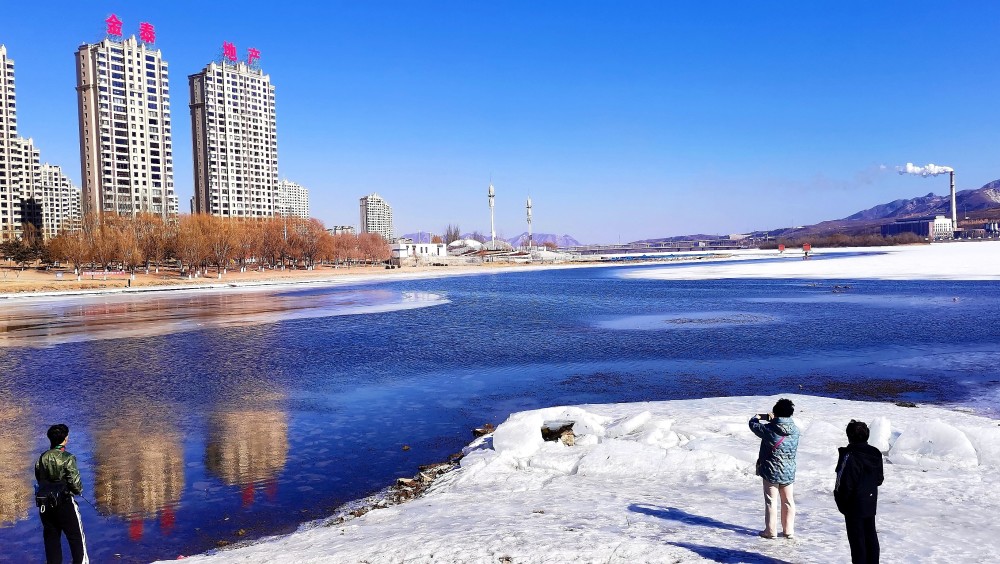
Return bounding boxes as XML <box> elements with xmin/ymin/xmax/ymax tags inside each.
<box><xmin>42</xmin><ymin>214</ymin><xmax>391</xmax><ymax>280</ymax></box>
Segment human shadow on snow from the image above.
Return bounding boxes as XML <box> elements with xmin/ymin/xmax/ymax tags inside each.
<box><xmin>628</xmin><ymin>504</ymin><xmax>758</xmax><ymax>536</ymax></box>
<box><xmin>667</xmin><ymin>542</ymin><xmax>794</xmax><ymax>564</ymax></box>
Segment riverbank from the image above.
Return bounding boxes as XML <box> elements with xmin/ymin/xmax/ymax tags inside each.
<box><xmin>0</xmin><ymin>251</ymin><xmax>738</xmax><ymax>301</ymax></box>
<box><xmin>171</xmin><ymin>394</ymin><xmax>1000</xmax><ymax>563</ymax></box>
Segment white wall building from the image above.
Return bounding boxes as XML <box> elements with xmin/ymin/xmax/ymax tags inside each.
<box><xmin>37</xmin><ymin>164</ymin><xmax>81</xmax><ymax>238</ymax></box>
<box><xmin>276</xmin><ymin>179</ymin><xmax>308</xmax><ymax>218</ymax></box>
<box><xmin>328</xmin><ymin>225</ymin><xmax>355</xmax><ymax>236</ymax></box>
<box><xmin>390</xmin><ymin>242</ymin><xmax>447</xmax><ymax>260</ymax></box>
<box><xmin>76</xmin><ymin>36</ymin><xmax>178</xmax><ymax>218</ymax></box>
<box><xmin>189</xmin><ymin>59</ymin><xmax>278</xmax><ymax>218</ymax></box>
<box><xmin>0</xmin><ymin>45</ymin><xmax>27</xmax><ymax>240</ymax></box>
<box><xmin>360</xmin><ymin>193</ymin><xmax>394</xmax><ymax>241</ymax></box>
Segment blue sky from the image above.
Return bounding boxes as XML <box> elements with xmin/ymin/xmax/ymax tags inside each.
<box><xmin>3</xmin><ymin>2</ymin><xmax>1000</xmax><ymax>243</ymax></box>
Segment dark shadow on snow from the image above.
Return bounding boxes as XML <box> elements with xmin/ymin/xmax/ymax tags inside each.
<box><xmin>629</xmin><ymin>504</ymin><xmax>758</xmax><ymax>535</ymax></box>
<box><xmin>668</xmin><ymin>542</ymin><xmax>794</xmax><ymax>564</ymax></box>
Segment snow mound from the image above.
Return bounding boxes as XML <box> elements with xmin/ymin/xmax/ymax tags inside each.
<box><xmin>888</xmin><ymin>419</ymin><xmax>979</xmax><ymax>469</ymax></box>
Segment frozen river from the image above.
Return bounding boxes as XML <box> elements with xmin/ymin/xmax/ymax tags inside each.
<box><xmin>2</xmin><ymin>250</ymin><xmax>1000</xmax><ymax>561</ymax></box>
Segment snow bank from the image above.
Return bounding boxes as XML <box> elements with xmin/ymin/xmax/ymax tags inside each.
<box><xmin>619</xmin><ymin>242</ymin><xmax>1000</xmax><ymax>281</ymax></box>
<box><xmin>172</xmin><ymin>395</ymin><xmax>1000</xmax><ymax>563</ymax></box>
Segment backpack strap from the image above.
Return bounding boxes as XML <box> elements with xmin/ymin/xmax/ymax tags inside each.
<box><xmin>772</xmin><ymin>436</ymin><xmax>786</xmax><ymax>451</ymax></box>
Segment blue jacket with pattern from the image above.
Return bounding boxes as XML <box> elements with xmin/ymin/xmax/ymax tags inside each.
<box><xmin>750</xmin><ymin>415</ymin><xmax>800</xmax><ymax>485</ymax></box>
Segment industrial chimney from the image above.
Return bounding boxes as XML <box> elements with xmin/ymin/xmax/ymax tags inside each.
<box><xmin>950</xmin><ymin>171</ymin><xmax>957</xmax><ymax>230</ymax></box>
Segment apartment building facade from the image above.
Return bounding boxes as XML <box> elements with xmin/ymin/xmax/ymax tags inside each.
<box><xmin>75</xmin><ymin>36</ymin><xmax>178</xmax><ymax>219</ymax></box>
<box><xmin>359</xmin><ymin>193</ymin><xmax>394</xmax><ymax>241</ymax></box>
<box><xmin>189</xmin><ymin>59</ymin><xmax>278</xmax><ymax>217</ymax></box>
<box><xmin>276</xmin><ymin>179</ymin><xmax>308</xmax><ymax>218</ymax></box>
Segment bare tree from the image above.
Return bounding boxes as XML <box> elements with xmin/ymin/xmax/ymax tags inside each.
<box><xmin>175</xmin><ymin>214</ymin><xmax>210</xmax><ymax>278</ymax></box>
<box><xmin>290</xmin><ymin>218</ymin><xmax>328</xmax><ymax>269</ymax></box>
<box><xmin>49</xmin><ymin>228</ymin><xmax>90</xmax><ymax>280</ymax></box>
<box><xmin>234</xmin><ymin>218</ymin><xmax>262</xmax><ymax>272</ymax></box>
<box><xmin>260</xmin><ymin>217</ymin><xmax>287</xmax><ymax>270</ymax></box>
<box><xmin>205</xmin><ymin>216</ymin><xmax>237</xmax><ymax>277</ymax></box>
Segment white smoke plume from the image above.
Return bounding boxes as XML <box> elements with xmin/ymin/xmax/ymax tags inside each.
<box><xmin>896</xmin><ymin>162</ymin><xmax>954</xmax><ymax>177</ymax></box>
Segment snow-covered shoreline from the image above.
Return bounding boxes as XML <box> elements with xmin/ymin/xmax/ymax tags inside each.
<box><xmin>173</xmin><ymin>394</ymin><xmax>1000</xmax><ymax>563</ymax></box>
<box><xmin>619</xmin><ymin>241</ymin><xmax>1000</xmax><ymax>281</ymax></box>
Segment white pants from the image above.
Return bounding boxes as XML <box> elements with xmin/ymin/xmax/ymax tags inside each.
<box><xmin>762</xmin><ymin>479</ymin><xmax>795</xmax><ymax>537</ymax></box>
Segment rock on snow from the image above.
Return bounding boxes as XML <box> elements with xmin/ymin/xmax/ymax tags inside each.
<box><xmin>172</xmin><ymin>394</ymin><xmax>1000</xmax><ymax>563</ymax></box>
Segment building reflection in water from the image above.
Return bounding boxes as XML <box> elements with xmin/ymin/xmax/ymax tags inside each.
<box><xmin>205</xmin><ymin>397</ymin><xmax>288</xmax><ymax>506</ymax></box>
<box><xmin>0</xmin><ymin>396</ymin><xmax>33</xmax><ymax>528</ymax></box>
<box><xmin>92</xmin><ymin>403</ymin><xmax>184</xmax><ymax>540</ymax></box>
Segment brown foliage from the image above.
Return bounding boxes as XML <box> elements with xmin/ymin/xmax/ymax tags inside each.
<box><xmin>760</xmin><ymin>232</ymin><xmax>926</xmax><ymax>250</ymax></box>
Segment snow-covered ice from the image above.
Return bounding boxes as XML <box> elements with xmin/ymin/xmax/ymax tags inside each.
<box><xmin>619</xmin><ymin>242</ymin><xmax>1000</xmax><ymax>281</ymax></box>
<box><xmin>172</xmin><ymin>394</ymin><xmax>1000</xmax><ymax>563</ymax></box>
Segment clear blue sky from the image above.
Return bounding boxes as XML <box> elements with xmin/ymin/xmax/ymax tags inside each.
<box><xmin>4</xmin><ymin>1</ymin><xmax>1000</xmax><ymax>243</ymax></box>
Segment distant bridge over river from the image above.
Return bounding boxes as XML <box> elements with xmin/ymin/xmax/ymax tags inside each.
<box><xmin>563</xmin><ymin>240</ymin><xmax>756</xmax><ymax>255</ymax></box>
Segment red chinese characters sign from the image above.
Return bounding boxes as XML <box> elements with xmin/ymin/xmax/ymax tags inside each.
<box><xmin>139</xmin><ymin>22</ymin><xmax>156</xmax><ymax>44</ymax></box>
<box><xmin>106</xmin><ymin>14</ymin><xmax>123</xmax><ymax>37</ymax></box>
<box><xmin>223</xmin><ymin>41</ymin><xmax>238</xmax><ymax>63</ymax></box>
<box><xmin>248</xmin><ymin>47</ymin><xmax>261</xmax><ymax>66</ymax></box>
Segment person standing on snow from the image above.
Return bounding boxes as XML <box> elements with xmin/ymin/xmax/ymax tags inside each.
<box><xmin>835</xmin><ymin>420</ymin><xmax>884</xmax><ymax>563</ymax></box>
<box><xmin>749</xmin><ymin>398</ymin><xmax>800</xmax><ymax>540</ymax></box>
<box><xmin>35</xmin><ymin>423</ymin><xmax>89</xmax><ymax>564</ymax></box>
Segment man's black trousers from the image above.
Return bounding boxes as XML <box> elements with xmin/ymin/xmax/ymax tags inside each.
<box><xmin>845</xmin><ymin>514</ymin><xmax>879</xmax><ymax>564</ymax></box>
<box><xmin>39</xmin><ymin>497</ymin><xmax>88</xmax><ymax>564</ymax></box>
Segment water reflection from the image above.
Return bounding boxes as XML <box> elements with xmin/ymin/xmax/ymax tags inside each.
<box><xmin>0</xmin><ymin>395</ymin><xmax>33</xmax><ymax>528</ymax></box>
<box><xmin>205</xmin><ymin>399</ymin><xmax>289</xmax><ymax>506</ymax></box>
<box><xmin>0</xmin><ymin>288</ymin><xmax>448</xmax><ymax>348</ymax></box>
<box><xmin>92</xmin><ymin>402</ymin><xmax>184</xmax><ymax>540</ymax></box>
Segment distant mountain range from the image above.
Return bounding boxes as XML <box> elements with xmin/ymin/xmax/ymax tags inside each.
<box><xmin>843</xmin><ymin>180</ymin><xmax>1000</xmax><ymax>221</ymax></box>
<box><xmin>639</xmin><ymin>179</ymin><xmax>1000</xmax><ymax>243</ymax></box>
<box><xmin>506</xmin><ymin>232</ymin><xmax>582</xmax><ymax>247</ymax></box>
<box><xmin>401</xmin><ymin>232</ymin><xmax>583</xmax><ymax>247</ymax></box>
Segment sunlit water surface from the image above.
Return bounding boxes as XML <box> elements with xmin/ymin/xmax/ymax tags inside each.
<box><xmin>1</xmin><ymin>262</ymin><xmax>999</xmax><ymax>562</ymax></box>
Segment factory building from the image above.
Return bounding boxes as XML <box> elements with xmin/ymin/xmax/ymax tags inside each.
<box><xmin>881</xmin><ymin>215</ymin><xmax>954</xmax><ymax>240</ymax></box>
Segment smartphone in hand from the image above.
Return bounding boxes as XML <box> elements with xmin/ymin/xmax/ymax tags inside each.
<box><xmin>758</xmin><ymin>413</ymin><xmax>770</xmax><ymax>421</ymax></box>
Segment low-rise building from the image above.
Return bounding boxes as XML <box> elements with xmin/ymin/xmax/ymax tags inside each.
<box><xmin>881</xmin><ymin>215</ymin><xmax>953</xmax><ymax>240</ymax></box>
<box><xmin>328</xmin><ymin>225</ymin><xmax>355</xmax><ymax>236</ymax></box>
<box><xmin>390</xmin><ymin>241</ymin><xmax>447</xmax><ymax>260</ymax></box>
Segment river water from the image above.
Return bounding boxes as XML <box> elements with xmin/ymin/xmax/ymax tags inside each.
<box><xmin>1</xmin><ymin>261</ymin><xmax>999</xmax><ymax>561</ymax></box>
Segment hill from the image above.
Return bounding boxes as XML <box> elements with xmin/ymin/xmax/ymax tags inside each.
<box><xmin>506</xmin><ymin>232</ymin><xmax>582</xmax><ymax>247</ymax></box>
<box><xmin>637</xmin><ymin>179</ymin><xmax>1000</xmax><ymax>244</ymax></box>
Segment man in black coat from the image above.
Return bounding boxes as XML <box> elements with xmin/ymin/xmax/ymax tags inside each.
<box><xmin>834</xmin><ymin>420</ymin><xmax>884</xmax><ymax>564</ymax></box>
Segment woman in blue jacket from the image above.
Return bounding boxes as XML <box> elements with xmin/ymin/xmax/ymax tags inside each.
<box><xmin>749</xmin><ymin>398</ymin><xmax>800</xmax><ymax>539</ymax></box>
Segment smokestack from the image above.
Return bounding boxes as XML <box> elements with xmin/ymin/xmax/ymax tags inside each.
<box><xmin>897</xmin><ymin>162</ymin><xmax>957</xmax><ymax>230</ymax></box>
<box><xmin>950</xmin><ymin>171</ymin><xmax>957</xmax><ymax>229</ymax></box>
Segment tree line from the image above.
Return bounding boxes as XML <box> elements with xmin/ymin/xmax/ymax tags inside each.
<box><xmin>758</xmin><ymin>232</ymin><xmax>925</xmax><ymax>250</ymax></box>
<box><xmin>1</xmin><ymin>214</ymin><xmax>392</xmax><ymax>280</ymax></box>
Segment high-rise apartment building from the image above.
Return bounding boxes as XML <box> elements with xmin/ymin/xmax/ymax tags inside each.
<box><xmin>359</xmin><ymin>193</ymin><xmax>394</xmax><ymax>241</ymax></box>
<box><xmin>1</xmin><ymin>45</ymin><xmax>25</xmax><ymax>240</ymax></box>
<box><xmin>75</xmin><ymin>36</ymin><xmax>178</xmax><ymax>219</ymax></box>
<box><xmin>189</xmin><ymin>59</ymin><xmax>278</xmax><ymax>217</ymax></box>
<box><xmin>38</xmin><ymin>164</ymin><xmax>81</xmax><ymax>238</ymax></box>
<box><xmin>276</xmin><ymin>179</ymin><xmax>308</xmax><ymax>218</ymax></box>
<box><xmin>14</xmin><ymin>136</ymin><xmax>41</xmax><ymax>236</ymax></box>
